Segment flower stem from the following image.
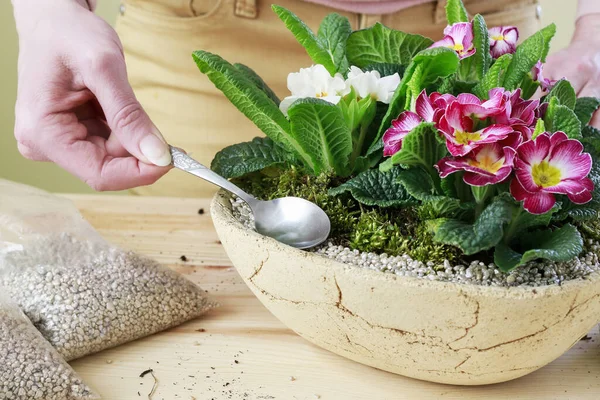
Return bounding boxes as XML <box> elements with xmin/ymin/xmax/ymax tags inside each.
<box><xmin>472</xmin><ymin>185</ymin><xmax>493</xmax><ymax>218</ymax></box>
<box><xmin>350</xmin><ymin>123</ymin><xmax>370</xmax><ymax>167</ymax></box>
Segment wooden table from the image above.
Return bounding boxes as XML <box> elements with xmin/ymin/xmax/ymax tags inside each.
<box><xmin>66</xmin><ymin>194</ymin><xmax>600</xmax><ymax>400</ymax></box>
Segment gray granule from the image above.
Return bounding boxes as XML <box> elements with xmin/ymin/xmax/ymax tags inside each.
<box><xmin>230</xmin><ymin>197</ymin><xmax>600</xmax><ymax>287</ymax></box>
<box><xmin>1</xmin><ymin>234</ymin><xmax>216</xmax><ymax>361</ymax></box>
<box><xmin>0</xmin><ymin>296</ymin><xmax>97</xmax><ymax>400</ymax></box>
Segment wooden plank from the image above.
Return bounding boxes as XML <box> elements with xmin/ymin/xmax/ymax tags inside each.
<box><xmin>62</xmin><ymin>195</ymin><xmax>600</xmax><ymax>399</ymax></box>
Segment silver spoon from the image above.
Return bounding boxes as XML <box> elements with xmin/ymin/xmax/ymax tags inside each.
<box><xmin>169</xmin><ymin>146</ymin><xmax>331</xmax><ymax>249</ymax></box>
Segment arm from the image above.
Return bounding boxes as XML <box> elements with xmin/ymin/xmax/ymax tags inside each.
<box><xmin>544</xmin><ymin>0</ymin><xmax>600</xmax><ymax>126</ymax></box>
<box><xmin>11</xmin><ymin>0</ymin><xmax>171</xmax><ymax>191</ymax></box>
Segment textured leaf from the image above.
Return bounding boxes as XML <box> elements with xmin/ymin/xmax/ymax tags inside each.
<box><xmin>397</xmin><ymin>168</ymin><xmax>468</xmax><ymax>218</ymax></box>
<box><xmin>494</xmin><ymin>224</ymin><xmax>583</xmax><ymax>272</ymax></box>
<box><xmin>547</xmin><ymin>79</ymin><xmax>576</xmax><ymax>110</ymax></box>
<box><xmin>211</xmin><ymin>137</ymin><xmax>293</xmax><ymax>178</ymax></box>
<box><xmin>539</xmin><ymin>23</ymin><xmax>557</xmax><ymax>63</ymax></box>
<box><xmin>473</xmin><ymin>53</ymin><xmax>513</xmax><ymax>99</ymax></box>
<box><xmin>346</xmin><ymin>23</ymin><xmax>433</xmax><ymax>68</ymax></box>
<box><xmin>505</xmin><ymin>204</ymin><xmax>557</xmax><ymax>241</ymax></box>
<box><xmin>574</xmin><ymin>97</ymin><xmax>600</xmax><ymax>126</ymax></box>
<box><xmin>429</xmin><ymin>196</ymin><xmax>513</xmax><ymax>255</ymax></box>
<box><xmin>317</xmin><ymin>13</ymin><xmax>353</xmax><ymax>74</ymax></box>
<box><xmin>445</xmin><ymin>0</ymin><xmax>469</xmax><ymax>24</ymax></box>
<box><xmin>532</xmin><ymin>118</ymin><xmax>545</xmax><ymax>139</ymax></box>
<box><xmin>372</xmin><ymin>48</ymin><xmax>460</xmax><ymax>155</ymax></box>
<box><xmin>192</xmin><ymin>51</ymin><xmax>313</xmax><ymax>168</ymax></box>
<box><xmin>470</xmin><ymin>14</ymin><xmax>492</xmax><ymax>81</ymax></box>
<box><xmin>545</xmin><ymin>97</ymin><xmax>582</xmax><ymax>139</ymax></box>
<box><xmin>363</xmin><ymin>63</ymin><xmax>406</xmax><ymax>78</ymax></box>
<box><xmin>382</xmin><ymin>123</ymin><xmax>448</xmax><ymax>180</ymax></box>
<box><xmin>288</xmin><ymin>98</ymin><xmax>353</xmax><ymax>175</ymax></box>
<box><xmin>328</xmin><ymin>167</ymin><xmax>415</xmax><ymax>207</ymax></box>
<box><xmin>503</xmin><ymin>24</ymin><xmax>556</xmax><ymax>91</ymax></box>
<box><xmin>273</xmin><ymin>6</ymin><xmax>345</xmax><ymax>75</ymax></box>
<box><xmin>234</xmin><ymin>63</ymin><xmax>280</xmax><ymax>105</ymax></box>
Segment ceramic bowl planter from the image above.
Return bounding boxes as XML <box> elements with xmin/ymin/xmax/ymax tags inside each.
<box><xmin>212</xmin><ymin>191</ymin><xmax>600</xmax><ymax>385</ymax></box>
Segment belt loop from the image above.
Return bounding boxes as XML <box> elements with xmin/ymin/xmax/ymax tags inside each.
<box><xmin>235</xmin><ymin>0</ymin><xmax>258</xmax><ymax>19</ymax></box>
<box><xmin>434</xmin><ymin>0</ymin><xmax>447</xmax><ymax>25</ymax></box>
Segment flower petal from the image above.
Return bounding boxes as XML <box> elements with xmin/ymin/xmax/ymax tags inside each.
<box><xmin>279</xmin><ymin>96</ymin><xmax>299</xmax><ymax>115</ymax></box>
<box><xmin>523</xmin><ymin>191</ymin><xmax>556</xmax><ymax>214</ymax></box>
<box><xmin>548</xmin><ymin>140</ymin><xmax>591</xmax><ymax>181</ymax></box>
<box><xmin>416</xmin><ymin>90</ymin><xmax>435</xmax><ymax>122</ymax></box>
<box><xmin>464</xmin><ymin>165</ymin><xmax>512</xmax><ymax>186</ymax></box>
<box><xmin>383</xmin><ymin>111</ymin><xmax>422</xmax><ymax>156</ymax></box>
<box><xmin>516</xmin><ymin>133</ymin><xmax>551</xmax><ymax>166</ymax></box>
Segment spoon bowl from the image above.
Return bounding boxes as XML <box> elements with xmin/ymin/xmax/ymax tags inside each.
<box><xmin>252</xmin><ymin>197</ymin><xmax>331</xmax><ymax>249</ymax></box>
<box><xmin>169</xmin><ymin>146</ymin><xmax>331</xmax><ymax>249</ymax></box>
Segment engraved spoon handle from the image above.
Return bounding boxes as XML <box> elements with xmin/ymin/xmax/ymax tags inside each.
<box><xmin>169</xmin><ymin>146</ymin><xmax>256</xmax><ymax>205</ymax></box>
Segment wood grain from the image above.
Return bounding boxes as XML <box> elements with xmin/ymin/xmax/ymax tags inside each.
<box><xmin>64</xmin><ymin>194</ymin><xmax>600</xmax><ymax>400</ymax></box>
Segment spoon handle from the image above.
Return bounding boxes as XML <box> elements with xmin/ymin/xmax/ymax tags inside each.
<box><xmin>169</xmin><ymin>146</ymin><xmax>256</xmax><ymax>205</ymax></box>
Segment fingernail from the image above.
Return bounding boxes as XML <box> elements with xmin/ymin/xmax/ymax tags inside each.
<box><xmin>140</xmin><ymin>134</ymin><xmax>171</xmax><ymax>166</ymax></box>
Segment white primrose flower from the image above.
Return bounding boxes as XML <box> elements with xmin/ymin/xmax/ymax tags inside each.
<box><xmin>279</xmin><ymin>64</ymin><xmax>346</xmax><ymax>115</ymax></box>
<box><xmin>343</xmin><ymin>66</ymin><xmax>401</xmax><ymax>104</ymax></box>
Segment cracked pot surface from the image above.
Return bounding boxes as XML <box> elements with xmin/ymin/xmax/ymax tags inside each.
<box><xmin>211</xmin><ymin>191</ymin><xmax>600</xmax><ymax>385</ymax></box>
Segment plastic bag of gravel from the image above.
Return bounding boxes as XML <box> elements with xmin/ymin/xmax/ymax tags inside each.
<box><xmin>0</xmin><ymin>179</ymin><xmax>216</xmax><ymax>361</ymax></box>
<box><xmin>0</xmin><ymin>290</ymin><xmax>98</xmax><ymax>400</ymax></box>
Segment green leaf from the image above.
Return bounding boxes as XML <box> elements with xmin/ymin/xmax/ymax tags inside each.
<box><xmin>272</xmin><ymin>6</ymin><xmax>346</xmax><ymax>75</ymax></box>
<box><xmin>211</xmin><ymin>137</ymin><xmax>293</xmax><ymax>178</ymax></box>
<box><xmin>547</xmin><ymin>79</ymin><xmax>577</xmax><ymax>110</ymax></box>
<box><xmin>494</xmin><ymin>224</ymin><xmax>583</xmax><ymax>272</ymax></box>
<box><xmin>539</xmin><ymin>23</ymin><xmax>557</xmax><ymax>63</ymax></box>
<box><xmin>317</xmin><ymin>13</ymin><xmax>353</xmax><ymax>74</ymax></box>
<box><xmin>382</xmin><ymin>123</ymin><xmax>447</xmax><ymax>182</ymax></box>
<box><xmin>234</xmin><ymin>63</ymin><xmax>280</xmax><ymax>105</ymax></box>
<box><xmin>503</xmin><ymin>24</ymin><xmax>556</xmax><ymax>91</ymax></box>
<box><xmin>544</xmin><ymin>97</ymin><xmax>582</xmax><ymax>139</ymax></box>
<box><xmin>532</xmin><ymin>118</ymin><xmax>545</xmax><ymax>139</ymax></box>
<box><xmin>429</xmin><ymin>196</ymin><xmax>513</xmax><ymax>255</ymax></box>
<box><xmin>473</xmin><ymin>53</ymin><xmax>513</xmax><ymax>99</ymax></box>
<box><xmin>445</xmin><ymin>0</ymin><xmax>469</xmax><ymax>24</ymax></box>
<box><xmin>519</xmin><ymin>74</ymin><xmax>541</xmax><ymax>100</ymax></box>
<box><xmin>397</xmin><ymin>168</ymin><xmax>469</xmax><ymax>218</ymax></box>
<box><xmin>328</xmin><ymin>167</ymin><xmax>416</xmax><ymax>207</ymax></box>
<box><xmin>470</xmin><ymin>14</ymin><xmax>491</xmax><ymax>81</ymax></box>
<box><xmin>288</xmin><ymin>98</ymin><xmax>353</xmax><ymax>175</ymax></box>
<box><xmin>363</xmin><ymin>63</ymin><xmax>406</xmax><ymax>78</ymax></box>
<box><xmin>504</xmin><ymin>204</ymin><xmax>557</xmax><ymax>241</ymax></box>
<box><xmin>346</xmin><ymin>23</ymin><xmax>433</xmax><ymax>68</ymax></box>
<box><xmin>372</xmin><ymin>48</ymin><xmax>460</xmax><ymax>154</ymax></box>
<box><xmin>574</xmin><ymin>97</ymin><xmax>600</xmax><ymax>126</ymax></box>
<box><xmin>192</xmin><ymin>51</ymin><xmax>313</xmax><ymax>168</ymax></box>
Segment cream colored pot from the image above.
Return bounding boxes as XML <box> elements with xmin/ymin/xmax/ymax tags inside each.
<box><xmin>211</xmin><ymin>191</ymin><xmax>600</xmax><ymax>385</ymax></box>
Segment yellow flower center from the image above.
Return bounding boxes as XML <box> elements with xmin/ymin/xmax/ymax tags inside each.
<box><xmin>531</xmin><ymin>161</ymin><xmax>562</xmax><ymax>188</ymax></box>
<box><xmin>468</xmin><ymin>149</ymin><xmax>504</xmax><ymax>174</ymax></box>
<box><xmin>455</xmin><ymin>130</ymin><xmax>481</xmax><ymax>145</ymax></box>
<box><xmin>316</xmin><ymin>91</ymin><xmax>328</xmax><ymax>98</ymax></box>
<box><xmin>491</xmin><ymin>35</ymin><xmax>505</xmax><ymax>41</ymax></box>
<box><xmin>453</xmin><ymin>43</ymin><xmax>465</xmax><ymax>52</ymax></box>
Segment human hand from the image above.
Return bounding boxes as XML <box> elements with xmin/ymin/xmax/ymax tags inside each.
<box><xmin>11</xmin><ymin>0</ymin><xmax>171</xmax><ymax>191</ymax></box>
<box><xmin>544</xmin><ymin>13</ymin><xmax>600</xmax><ymax>127</ymax></box>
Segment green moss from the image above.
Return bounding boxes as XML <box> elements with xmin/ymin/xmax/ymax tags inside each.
<box><xmin>234</xmin><ymin>168</ymin><xmax>464</xmax><ymax>264</ymax></box>
<box><xmin>577</xmin><ymin>218</ymin><xmax>600</xmax><ymax>252</ymax></box>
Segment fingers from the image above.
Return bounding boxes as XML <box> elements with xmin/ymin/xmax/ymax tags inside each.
<box><xmin>17</xmin><ymin>142</ymin><xmax>49</xmax><ymax>162</ymax></box>
<box><xmin>544</xmin><ymin>53</ymin><xmax>590</xmax><ymax>94</ymax></box>
<box><xmin>83</xmin><ymin>51</ymin><xmax>171</xmax><ymax>167</ymax></box>
<box><xmin>45</xmin><ymin>134</ymin><xmax>170</xmax><ymax>191</ymax></box>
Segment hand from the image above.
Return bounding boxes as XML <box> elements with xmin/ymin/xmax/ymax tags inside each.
<box><xmin>12</xmin><ymin>0</ymin><xmax>171</xmax><ymax>191</ymax></box>
<box><xmin>544</xmin><ymin>13</ymin><xmax>600</xmax><ymax>127</ymax></box>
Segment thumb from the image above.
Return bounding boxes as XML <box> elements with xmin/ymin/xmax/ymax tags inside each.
<box><xmin>85</xmin><ymin>51</ymin><xmax>171</xmax><ymax>167</ymax></box>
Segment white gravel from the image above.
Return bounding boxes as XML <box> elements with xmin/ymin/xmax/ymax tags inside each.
<box><xmin>0</xmin><ymin>292</ymin><xmax>96</xmax><ymax>400</ymax></box>
<box><xmin>230</xmin><ymin>197</ymin><xmax>600</xmax><ymax>287</ymax></box>
<box><xmin>1</xmin><ymin>234</ymin><xmax>216</xmax><ymax>361</ymax></box>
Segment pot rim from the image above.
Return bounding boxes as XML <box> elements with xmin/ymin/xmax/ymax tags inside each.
<box><xmin>212</xmin><ymin>190</ymin><xmax>600</xmax><ymax>300</ymax></box>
